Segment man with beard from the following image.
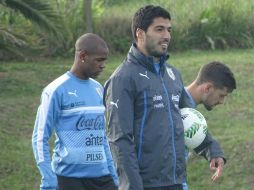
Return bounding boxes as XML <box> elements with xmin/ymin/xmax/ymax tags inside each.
<box><xmin>182</xmin><ymin>61</ymin><xmax>236</xmax><ymax>190</ymax></box>
<box><xmin>186</xmin><ymin>61</ymin><xmax>236</xmax><ymax>111</ymax></box>
<box><xmin>104</xmin><ymin>5</ymin><xmax>231</xmax><ymax>190</ymax></box>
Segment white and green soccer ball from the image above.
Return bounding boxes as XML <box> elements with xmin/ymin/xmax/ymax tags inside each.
<box><xmin>180</xmin><ymin>108</ymin><xmax>208</xmax><ymax>149</ymax></box>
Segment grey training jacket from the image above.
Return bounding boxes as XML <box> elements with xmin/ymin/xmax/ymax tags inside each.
<box><xmin>104</xmin><ymin>44</ymin><xmax>192</xmax><ymax>189</ymax></box>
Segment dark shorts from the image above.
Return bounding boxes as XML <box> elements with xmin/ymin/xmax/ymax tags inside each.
<box><xmin>145</xmin><ymin>184</ymin><xmax>183</xmax><ymax>190</ymax></box>
<box><xmin>57</xmin><ymin>175</ymin><xmax>117</xmax><ymax>190</ymax></box>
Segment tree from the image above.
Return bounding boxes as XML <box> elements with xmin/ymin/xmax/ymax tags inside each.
<box><xmin>0</xmin><ymin>0</ymin><xmax>62</xmax><ymax>60</ymax></box>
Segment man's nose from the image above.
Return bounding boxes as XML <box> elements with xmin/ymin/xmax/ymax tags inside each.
<box><xmin>164</xmin><ymin>30</ymin><xmax>171</xmax><ymax>41</ymax></box>
<box><xmin>163</xmin><ymin>30</ymin><xmax>171</xmax><ymax>43</ymax></box>
<box><xmin>100</xmin><ymin>62</ymin><xmax>106</xmax><ymax>69</ymax></box>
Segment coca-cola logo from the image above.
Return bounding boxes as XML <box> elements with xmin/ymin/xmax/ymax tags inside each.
<box><xmin>76</xmin><ymin>115</ymin><xmax>104</xmax><ymax>130</ymax></box>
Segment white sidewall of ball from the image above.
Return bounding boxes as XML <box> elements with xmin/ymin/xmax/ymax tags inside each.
<box><xmin>180</xmin><ymin>108</ymin><xmax>208</xmax><ymax>149</ymax></box>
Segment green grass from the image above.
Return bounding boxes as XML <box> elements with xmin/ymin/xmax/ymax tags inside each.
<box><xmin>0</xmin><ymin>49</ymin><xmax>253</xmax><ymax>189</ymax></box>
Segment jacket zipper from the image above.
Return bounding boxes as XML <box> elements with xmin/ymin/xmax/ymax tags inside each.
<box><xmin>160</xmin><ymin>73</ymin><xmax>177</xmax><ymax>183</ymax></box>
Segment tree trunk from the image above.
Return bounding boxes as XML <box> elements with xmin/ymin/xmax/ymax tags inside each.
<box><xmin>84</xmin><ymin>0</ymin><xmax>93</xmax><ymax>33</ymax></box>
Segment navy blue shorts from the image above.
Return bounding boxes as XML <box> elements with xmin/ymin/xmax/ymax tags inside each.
<box><xmin>57</xmin><ymin>175</ymin><xmax>117</xmax><ymax>190</ymax></box>
<box><xmin>145</xmin><ymin>184</ymin><xmax>183</xmax><ymax>190</ymax></box>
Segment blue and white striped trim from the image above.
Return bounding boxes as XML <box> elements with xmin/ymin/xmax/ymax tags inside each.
<box><xmin>61</xmin><ymin>106</ymin><xmax>105</xmax><ymax>116</ymax></box>
<box><xmin>138</xmin><ymin>91</ymin><xmax>147</xmax><ymax>161</ymax></box>
<box><xmin>36</xmin><ymin>74</ymin><xmax>70</xmax><ymax>163</ymax></box>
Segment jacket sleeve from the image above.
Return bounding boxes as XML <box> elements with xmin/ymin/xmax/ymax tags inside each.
<box><xmin>104</xmin><ymin>135</ymin><xmax>119</xmax><ymax>186</ymax></box>
<box><xmin>32</xmin><ymin>90</ymin><xmax>58</xmax><ymax>190</ymax></box>
<box><xmin>194</xmin><ymin>132</ymin><xmax>226</xmax><ymax>164</ymax></box>
<box><xmin>104</xmin><ymin>77</ymin><xmax>144</xmax><ymax>190</ymax></box>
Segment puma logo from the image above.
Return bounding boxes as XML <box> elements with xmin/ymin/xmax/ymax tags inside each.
<box><xmin>68</xmin><ymin>90</ymin><xmax>78</xmax><ymax>97</ymax></box>
<box><xmin>139</xmin><ymin>71</ymin><xmax>150</xmax><ymax>79</ymax></box>
<box><xmin>110</xmin><ymin>99</ymin><xmax>119</xmax><ymax>109</ymax></box>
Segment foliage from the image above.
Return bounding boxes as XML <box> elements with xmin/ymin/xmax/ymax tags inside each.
<box><xmin>0</xmin><ymin>0</ymin><xmax>64</xmax><ymax>60</ymax></box>
<box><xmin>95</xmin><ymin>15</ymin><xmax>132</xmax><ymax>53</ymax></box>
<box><xmin>3</xmin><ymin>0</ymin><xmax>60</xmax><ymax>36</ymax></box>
<box><xmin>1</xmin><ymin>0</ymin><xmax>254</xmax><ymax>60</ymax></box>
<box><xmin>181</xmin><ymin>1</ymin><xmax>254</xmax><ymax>50</ymax></box>
<box><xmin>100</xmin><ymin>0</ymin><xmax>254</xmax><ymax>52</ymax></box>
<box><xmin>0</xmin><ymin>0</ymin><xmax>108</xmax><ymax>60</ymax></box>
<box><xmin>0</xmin><ymin>27</ymin><xmax>28</xmax><ymax>59</ymax></box>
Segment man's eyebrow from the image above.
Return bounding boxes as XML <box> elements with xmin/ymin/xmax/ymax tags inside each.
<box><xmin>154</xmin><ymin>25</ymin><xmax>172</xmax><ymax>28</ymax></box>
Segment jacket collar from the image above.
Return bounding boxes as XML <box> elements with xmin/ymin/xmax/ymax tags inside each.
<box><xmin>127</xmin><ymin>43</ymin><xmax>169</xmax><ymax>74</ymax></box>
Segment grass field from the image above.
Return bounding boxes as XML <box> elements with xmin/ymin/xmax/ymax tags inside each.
<box><xmin>0</xmin><ymin>49</ymin><xmax>253</xmax><ymax>190</ymax></box>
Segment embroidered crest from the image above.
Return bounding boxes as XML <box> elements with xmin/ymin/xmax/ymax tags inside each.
<box><xmin>166</xmin><ymin>67</ymin><xmax>175</xmax><ymax>80</ymax></box>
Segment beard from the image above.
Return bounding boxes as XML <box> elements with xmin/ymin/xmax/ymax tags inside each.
<box><xmin>146</xmin><ymin>46</ymin><xmax>167</xmax><ymax>58</ymax></box>
<box><xmin>145</xmin><ymin>37</ymin><xmax>169</xmax><ymax>58</ymax></box>
<box><xmin>204</xmin><ymin>103</ymin><xmax>213</xmax><ymax>111</ymax></box>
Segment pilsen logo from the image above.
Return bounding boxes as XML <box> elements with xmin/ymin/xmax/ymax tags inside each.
<box><xmin>76</xmin><ymin>115</ymin><xmax>104</xmax><ymax>130</ymax></box>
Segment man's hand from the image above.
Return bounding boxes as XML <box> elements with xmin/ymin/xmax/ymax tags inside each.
<box><xmin>210</xmin><ymin>157</ymin><xmax>224</xmax><ymax>181</ymax></box>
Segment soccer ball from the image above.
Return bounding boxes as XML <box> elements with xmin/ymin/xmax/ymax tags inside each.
<box><xmin>180</xmin><ymin>108</ymin><xmax>208</xmax><ymax>149</ymax></box>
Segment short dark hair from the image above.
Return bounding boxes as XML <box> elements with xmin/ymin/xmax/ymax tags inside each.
<box><xmin>131</xmin><ymin>5</ymin><xmax>171</xmax><ymax>41</ymax></box>
<box><xmin>196</xmin><ymin>61</ymin><xmax>236</xmax><ymax>92</ymax></box>
<box><xmin>75</xmin><ymin>33</ymin><xmax>108</xmax><ymax>55</ymax></box>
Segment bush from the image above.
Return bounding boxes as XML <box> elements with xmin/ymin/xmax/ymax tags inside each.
<box><xmin>97</xmin><ymin>0</ymin><xmax>254</xmax><ymax>52</ymax></box>
<box><xmin>1</xmin><ymin>0</ymin><xmax>254</xmax><ymax>60</ymax></box>
<box><xmin>182</xmin><ymin>3</ymin><xmax>254</xmax><ymax>50</ymax></box>
<box><xmin>95</xmin><ymin>16</ymin><xmax>132</xmax><ymax>53</ymax></box>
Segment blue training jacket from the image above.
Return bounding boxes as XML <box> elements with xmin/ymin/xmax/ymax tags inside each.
<box><xmin>32</xmin><ymin>71</ymin><xmax>118</xmax><ymax>190</ymax></box>
<box><xmin>104</xmin><ymin>44</ymin><xmax>192</xmax><ymax>189</ymax></box>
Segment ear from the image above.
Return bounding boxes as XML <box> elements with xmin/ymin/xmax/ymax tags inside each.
<box><xmin>79</xmin><ymin>50</ymin><xmax>88</xmax><ymax>62</ymax></box>
<box><xmin>203</xmin><ymin>82</ymin><xmax>214</xmax><ymax>93</ymax></box>
<box><xmin>136</xmin><ymin>28</ymin><xmax>145</xmax><ymax>42</ymax></box>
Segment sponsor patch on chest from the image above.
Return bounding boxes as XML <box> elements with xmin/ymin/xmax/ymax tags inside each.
<box><xmin>172</xmin><ymin>94</ymin><xmax>180</xmax><ymax>109</ymax></box>
<box><xmin>153</xmin><ymin>94</ymin><xmax>165</xmax><ymax>109</ymax></box>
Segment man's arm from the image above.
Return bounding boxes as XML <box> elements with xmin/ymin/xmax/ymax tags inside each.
<box><xmin>32</xmin><ymin>91</ymin><xmax>58</xmax><ymax>190</ymax></box>
<box><xmin>104</xmin><ymin>77</ymin><xmax>143</xmax><ymax>190</ymax></box>
<box><xmin>194</xmin><ymin>133</ymin><xmax>226</xmax><ymax>162</ymax></box>
<box><xmin>194</xmin><ymin>132</ymin><xmax>226</xmax><ymax>181</ymax></box>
